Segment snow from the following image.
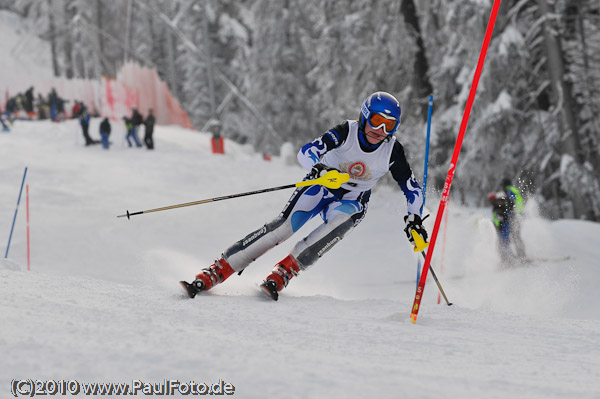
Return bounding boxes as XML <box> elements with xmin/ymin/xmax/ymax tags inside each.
<box><xmin>219</xmin><ymin>14</ymin><xmax>250</xmax><ymax>43</ymax></box>
<box><xmin>1</xmin><ymin>120</ymin><xmax>600</xmax><ymax>399</ymax></box>
<box><xmin>498</xmin><ymin>24</ymin><xmax>525</xmax><ymax>57</ymax></box>
<box><xmin>490</xmin><ymin>90</ymin><xmax>512</xmax><ymax>114</ymax></box>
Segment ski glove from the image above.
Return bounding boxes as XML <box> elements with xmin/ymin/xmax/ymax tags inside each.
<box><xmin>309</xmin><ymin>163</ymin><xmax>339</xmax><ymax>180</ymax></box>
<box><xmin>404</xmin><ymin>214</ymin><xmax>428</xmax><ymax>244</ymax></box>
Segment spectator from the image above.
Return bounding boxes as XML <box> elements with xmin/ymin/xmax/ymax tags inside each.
<box><xmin>15</xmin><ymin>94</ymin><xmax>25</xmax><ymax>118</ymax></box>
<box><xmin>126</xmin><ymin>107</ymin><xmax>143</xmax><ymax>147</ymax></box>
<box><xmin>79</xmin><ymin>106</ymin><xmax>99</xmax><ymax>146</ymax></box>
<box><xmin>57</xmin><ymin>94</ymin><xmax>65</xmax><ymax>116</ymax></box>
<box><xmin>24</xmin><ymin>87</ymin><xmax>34</xmax><ymax>118</ymax></box>
<box><xmin>72</xmin><ymin>101</ymin><xmax>82</xmax><ymax>119</ymax></box>
<box><xmin>123</xmin><ymin>116</ymin><xmax>137</xmax><ymax>147</ymax></box>
<box><xmin>48</xmin><ymin>88</ymin><xmax>62</xmax><ymax>121</ymax></box>
<box><xmin>1</xmin><ymin>112</ymin><xmax>9</xmax><ymax>132</ymax></box>
<box><xmin>99</xmin><ymin>117</ymin><xmax>111</xmax><ymax>149</ymax></box>
<box><xmin>4</xmin><ymin>97</ymin><xmax>17</xmax><ymax>123</ymax></box>
<box><xmin>144</xmin><ymin>108</ymin><xmax>155</xmax><ymax>150</ymax></box>
<box><xmin>36</xmin><ymin>94</ymin><xmax>49</xmax><ymax>120</ymax></box>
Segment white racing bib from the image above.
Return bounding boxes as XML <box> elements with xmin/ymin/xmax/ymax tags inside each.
<box><xmin>321</xmin><ymin>120</ymin><xmax>395</xmax><ymax>192</ymax></box>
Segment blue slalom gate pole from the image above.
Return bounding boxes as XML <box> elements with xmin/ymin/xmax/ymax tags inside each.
<box><xmin>5</xmin><ymin>167</ymin><xmax>28</xmax><ymax>258</ymax></box>
<box><xmin>416</xmin><ymin>95</ymin><xmax>433</xmax><ymax>291</ymax></box>
<box><xmin>422</xmin><ymin>95</ymin><xmax>433</xmax><ymax>211</ymax></box>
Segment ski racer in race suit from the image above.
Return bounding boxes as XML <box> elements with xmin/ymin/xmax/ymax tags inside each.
<box><xmin>180</xmin><ymin>91</ymin><xmax>428</xmax><ymax>300</ymax></box>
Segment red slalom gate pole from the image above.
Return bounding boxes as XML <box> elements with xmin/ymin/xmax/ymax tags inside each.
<box><xmin>410</xmin><ymin>0</ymin><xmax>502</xmax><ymax>324</ymax></box>
<box><xmin>26</xmin><ymin>184</ymin><xmax>30</xmax><ymax>271</ymax></box>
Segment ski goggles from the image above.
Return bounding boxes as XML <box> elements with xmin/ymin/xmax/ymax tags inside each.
<box><xmin>367</xmin><ymin>112</ymin><xmax>399</xmax><ymax>134</ymax></box>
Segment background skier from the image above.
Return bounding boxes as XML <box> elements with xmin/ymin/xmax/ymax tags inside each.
<box><xmin>181</xmin><ymin>91</ymin><xmax>428</xmax><ymax>300</ymax></box>
<box><xmin>502</xmin><ymin>177</ymin><xmax>526</xmax><ymax>258</ymax></box>
<box><xmin>488</xmin><ymin>190</ymin><xmax>516</xmax><ymax>263</ymax></box>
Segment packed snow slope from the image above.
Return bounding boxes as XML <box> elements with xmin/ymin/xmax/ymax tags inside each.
<box><xmin>1</xmin><ymin>120</ymin><xmax>599</xmax><ymax>399</ymax></box>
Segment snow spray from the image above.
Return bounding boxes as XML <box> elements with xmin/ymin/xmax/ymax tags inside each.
<box><xmin>411</xmin><ymin>0</ymin><xmax>502</xmax><ymax>324</ymax></box>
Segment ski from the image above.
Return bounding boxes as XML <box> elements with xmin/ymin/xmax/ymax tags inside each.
<box><xmin>522</xmin><ymin>256</ymin><xmax>571</xmax><ymax>264</ymax></box>
<box><xmin>180</xmin><ymin>281</ymin><xmax>199</xmax><ymax>299</ymax></box>
<box><xmin>258</xmin><ymin>281</ymin><xmax>279</xmax><ymax>301</ymax></box>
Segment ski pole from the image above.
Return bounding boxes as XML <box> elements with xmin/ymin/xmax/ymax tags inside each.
<box><xmin>5</xmin><ymin>167</ymin><xmax>28</xmax><ymax>258</ymax></box>
<box><xmin>117</xmin><ymin>170</ymin><xmax>350</xmax><ymax>219</ymax></box>
<box><xmin>422</xmin><ymin>94</ymin><xmax>433</xmax><ymax>214</ymax></box>
<box><xmin>420</xmin><ymin>251</ymin><xmax>452</xmax><ymax>306</ymax></box>
<box><xmin>411</xmin><ymin>230</ymin><xmax>452</xmax><ymax>306</ymax></box>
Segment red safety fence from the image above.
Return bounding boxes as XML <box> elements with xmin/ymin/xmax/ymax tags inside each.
<box><xmin>3</xmin><ymin>62</ymin><xmax>192</xmax><ymax>129</ymax></box>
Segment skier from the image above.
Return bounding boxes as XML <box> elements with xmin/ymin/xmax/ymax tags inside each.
<box><xmin>488</xmin><ymin>190</ymin><xmax>516</xmax><ymax>263</ymax></box>
<box><xmin>180</xmin><ymin>91</ymin><xmax>428</xmax><ymax>300</ymax></box>
<box><xmin>502</xmin><ymin>177</ymin><xmax>526</xmax><ymax>258</ymax></box>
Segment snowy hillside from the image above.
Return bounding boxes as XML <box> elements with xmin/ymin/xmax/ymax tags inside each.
<box><xmin>1</xmin><ymin>120</ymin><xmax>599</xmax><ymax>398</ymax></box>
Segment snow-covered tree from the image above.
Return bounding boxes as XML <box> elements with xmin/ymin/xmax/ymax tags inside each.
<box><xmin>6</xmin><ymin>0</ymin><xmax>599</xmax><ymax>220</ymax></box>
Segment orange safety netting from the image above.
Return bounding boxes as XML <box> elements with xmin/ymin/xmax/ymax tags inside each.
<box><xmin>4</xmin><ymin>62</ymin><xmax>192</xmax><ymax>129</ymax></box>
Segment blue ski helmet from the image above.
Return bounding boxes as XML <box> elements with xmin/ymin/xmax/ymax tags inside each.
<box><xmin>359</xmin><ymin>91</ymin><xmax>401</xmax><ymax>135</ymax></box>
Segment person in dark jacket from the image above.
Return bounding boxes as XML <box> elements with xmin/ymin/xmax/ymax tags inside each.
<box><xmin>1</xmin><ymin>115</ymin><xmax>9</xmax><ymax>132</ymax></box>
<box><xmin>48</xmin><ymin>89</ymin><xmax>59</xmax><ymax>121</ymax></box>
<box><xmin>79</xmin><ymin>106</ymin><xmax>92</xmax><ymax>145</ymax></box>
<box><xmin>488</xmin><ymin>191</ymin><xmax>515</xmax><ymax>263</ymax></box>
<box><xmin>5</xmin><ymin>97</ymin><xmax>17</xmax><ymax>118</ymax></box>
<box><xmin>127</xmin><ymin>107</ymin><xmax>143</xmax><ymax>147</ymax></box>
<box><xmin>79</xmin><ymin>106</ymin><xmax>99</xmax><ymax>146</ymax></box>
<box><xmin>99</xmin><ymin>117</ymin><xmax>111</xmax><ymax>149</ymax></box>
<box><xmin>48</xmin><ymin>88</ymin><xmax>66</xmax><ymax>121</ymax></box>
<box><xmin>24</xmin><ymin>87</ymin><xmax>34</xmax><ymax>118</ymax></box>
<box><xmin>36</xmin><ymin>94</ymin><xmax>49</xmax><ymax>120</ymax></box>
<box><xmin>144</xmin><ymin>108</ymin><xmax>155</xmax><ymax>149</ymax></box>
<box><xmin>72</xmin><ymin>101</ymin><xmax>82</xmax><ymax>119</ymax></box>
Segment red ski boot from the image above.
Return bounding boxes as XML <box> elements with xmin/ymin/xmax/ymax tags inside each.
<box><xmin>260</xmin><ymin>254</ymin><xmax>300</xmax><ymax>301</ymax></box>
<box><xmin>180</xmin><ymin>258</ymin><xmax>235</xmax><ymax>298</ymax></box>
